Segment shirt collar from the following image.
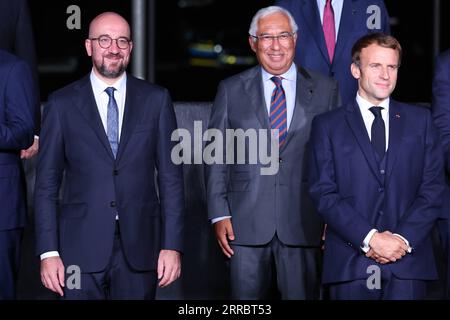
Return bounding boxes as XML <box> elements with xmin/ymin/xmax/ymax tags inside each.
<box><xmin>261</xmin><ymin>63</ymin><xmax>297</xmax><ymax>83</ymax></box>
<box><xmin>90</xmin><ymin>69</ymin><xmax>127</xmax><ymax>95</ymax></box>
<box><xmin>356</xmin><ymin>92</ymin><xmax>390</xmax><ymax>113</ymax></box>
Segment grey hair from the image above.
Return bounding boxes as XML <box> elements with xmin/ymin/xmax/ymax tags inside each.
<box><xmin>248</xmin><ymin>6</ymin><xmax>298</xmax><ymax>41</ymax></box>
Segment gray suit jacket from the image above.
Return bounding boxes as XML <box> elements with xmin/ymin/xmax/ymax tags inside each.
<box><xmin>205</xmin><ymin>65</ymin><xmax>340</xmax><ymax>246</ymax></box>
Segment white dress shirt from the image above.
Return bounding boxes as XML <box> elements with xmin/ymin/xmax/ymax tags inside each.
<box><xmin>317</xmin><ymin>0</ymin><xmax>344</xmax><ymax>41</ymax></box>
<box><xmin>40</xmin><ymin>71</ymin><xmax>128</xmax><ymax>260</ymax></box>
<box><xmin>261</xmin><ymin>63</ymin><xmax>297</xmax><ymax>130</ymax></box>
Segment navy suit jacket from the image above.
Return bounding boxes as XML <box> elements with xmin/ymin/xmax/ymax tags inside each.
<box><xmin>276</xmin><ymin>0</ymin><xmax>390</xmax><ymax>105</ymax></box>
<box><xmin>0</xmin><ymin>50</ymin><xmax>35</xmax><ymax>231</ymax></box>
<box><xmin>309</xmin><ymin>100</ymin><xmax>445</xmax><ymax>283</ymax></box>
<box><xmin>432</xmin><ymin>50</ymin><xmax>450</xmax><ymax>213</ymax></box>
<box><xmin>35</xmin><ymin>74</ymin><xmax>184</xmax><ymax>273</ymax></box>
<box><xmin>0</xmin><ymin>0</ymin><xmax>40</xmax><ymax>134</ymax></box>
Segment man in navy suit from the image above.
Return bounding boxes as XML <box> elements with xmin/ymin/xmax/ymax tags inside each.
<box><xmin>309</xmin><ymin>33</ymin><xmax>444</xmax><ymax>299</ymax></box>
<box><xmin>0</xmin><ymin>50</ymin><xmax>36</xmax><ymax>299</ymax></box>
<box><xmin>35</xmin><ymin>12</ymin><xmax>184</xmax><ymax>299</ymax></box>
<box><xmin>432</xmin><ymin>49</ymin><xmax>450</xmax><ymax>299</ymax></box>
<box><xmin>276</xmin><ymin>0</ymin><xmax>390</xmax><ymax>105</ymax></box>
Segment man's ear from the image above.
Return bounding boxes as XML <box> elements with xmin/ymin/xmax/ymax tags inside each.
<box><xmin>350</xmin><ymin>62</ymin><xmax>361</xmax><ymax>80</ymax></box>
<box><xmin>249</xmin><ymin>37</ymin><xmax>257</xmax><ymax>53</ymax></box>
<box><xmin>85</xmin><ymin>39</ymin><xmax>92</xmax><ymax>57</ymax></box>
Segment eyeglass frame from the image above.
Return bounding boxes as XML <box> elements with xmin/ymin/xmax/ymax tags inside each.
<box><xmin>89</xmin><ymin>35</ymin><xmax>132</xmax><ymax>49</ymax></box>
<box><xmin>249</xmin><ymin>32</ymin><xmax>296</xmax><ymax>44</ymax></box>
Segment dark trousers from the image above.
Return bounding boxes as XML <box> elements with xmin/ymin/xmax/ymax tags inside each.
<box><xmin>230</xmin><ymin>234</ymin><xmax>321</xmax><ymax>300</ymax></box>
<box><xmin>64</xmin><ymin>222</ymin><xmax>157</xmax><ymax>300</ymax></box>
<box><xmin>328</xmin><ymin>267</ymin><xmax>427</xmax><ymax>300</ymax></box>
<box><xmin>0</xmin><ymin>228</ymin><xmax>23</xmax><ymax>300</ymax></box>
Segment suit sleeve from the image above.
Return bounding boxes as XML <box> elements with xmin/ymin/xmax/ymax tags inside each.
<box><xmin>34</xmin><ymin>97</ymin><xmax>65</xmax><ymax>255</ymax></box>
<box><xmin>308</xmin><ymin>116</ymin><xmax>373</xmax><ymax>247</ymax></box>
<box><xmin>0</xmin><ymin>59</ymin><xmax>35</xmax><ymax>150</ymax></box>
<box><xmin>432</xmin><ymin>52</ymin><xmax>450</xmax><ymax>174</ymax></box>
<box><xmin>156</xmin><ymin>89</ymin><xmax>185</xmax><ymax>253</ymax></box>
<box><xmin>394</xmin><ymin>111</ymin><xmax>445</xmax><ymax>247</ymax></box>
<box><xmin>16</xmin><ymin>0</ymin><xmax>41</xmax><ymax>135</ymax></box>
<box><xmin>204</xmin><ymin>81</ymin><xmax>231</xmax><ymax>221</ymax></box>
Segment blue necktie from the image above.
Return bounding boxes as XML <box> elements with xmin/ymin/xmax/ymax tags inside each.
<box><xmin>369</xmin><ymin>106</ymin><xmax>385</xmax><ymax>159</ymax></box>
<box><xmin>105</xmin><ymin>87</ymin><xmax>119</xmax><ymax>158</ymax></box>
<box><xmin>270</xmin><ymin>76</ymin><xmax>287</xmax><ymax>146</ymax></box>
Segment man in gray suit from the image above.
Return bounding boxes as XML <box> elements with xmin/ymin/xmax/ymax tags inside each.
<box><xmin>205</xmin><ymin>6</ymin><xmax>340</xmax><ymax>299</ymax></box>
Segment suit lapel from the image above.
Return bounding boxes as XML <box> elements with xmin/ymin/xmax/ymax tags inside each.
<box><xmin>115</xmin><ymin>76</ymin><xmax>142</xmax><ymax>163</ymax></box>
<box><xmin>385</xmin><ymin>101</ymin><xmax>405</xmax><ymax>185</ymax></box>
<box><xmin>300</xmin><ymin>0</ymin><xmax>331</xmax><ymax>65</ymax></box>
<box><xmin>345</xmin><ymin>101</ymin><xmax>382</xmax><ymax>183</ymax></box>
<box><xmin>243</xmin><ymin>67</ymin><xmax>270</xmax><ymax>130</ymax></box>
<box><xmin>74</xmin><ymin>76</ymin><xmax>114</xmax><ymax>159</ymax></box>
<box><xmin>333</xmin><ymin>0</ymin><xmax>357</xmax><ymax>66</ymax></box>
<box><xmin>283</xmin><ymin>67</ymin><xmax>314</xmax><ymax>148</ymax></box>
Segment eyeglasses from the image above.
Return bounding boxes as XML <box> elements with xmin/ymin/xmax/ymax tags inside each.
<box><xmin>90</xmin><ymin>35</ymin><xmax>131</xmax><ymax>49</ymax></box>
<box><xmin>250</xmin><ymin>32</ymin><xmax>295</xmax><ymax>44</ymax></box>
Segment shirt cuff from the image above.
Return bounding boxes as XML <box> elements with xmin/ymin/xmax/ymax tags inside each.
<box><xmin>40</xmin><ymin>251</ymin><xmax>60</xmax><ymax>260</ymax></box>
<box><xmin>34</xmin><ymin>135</ymin><xmax>39</xmax><ymax>140</ymax></box>
<box><xmin>211</xmin><ymin>216</ymin><xmax>232</xmax><ymax>224</ymax></box>
<box><xmin>393</xmin><ymin>233</ymin><xmax>412</xmax><ymax>253</ymax></box>
<box><xmin>361</xmin><ymin>229</ymin><xmax>378</xmax><ymax>253</ymax></box>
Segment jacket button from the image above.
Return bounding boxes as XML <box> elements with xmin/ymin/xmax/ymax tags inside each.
<box><xmin>279</xmin><ymin>157</ymin><xmax>283</xmax><ymax>163</ymax></box>
<box><xmin>110</xmin><ymin>201</ymin><xmax>116</xmax><ymax>208</ymax></box>
<box><xmin>378</xmin><ymin>187</ymin><xmax>384</xmax><ymax>193</ymax></box>
<box><xmin>113</xmin><ymin>170</ymin><xmax>118</xmax><ymax>176</ymax></box>
<box><xmin>379</xmin><ymin>211</ymin><xmax>384</xmax><ymax>215</ymax></box>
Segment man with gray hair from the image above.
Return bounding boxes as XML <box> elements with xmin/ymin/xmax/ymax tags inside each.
<box><xmin>205</xmin><ymin>6</ymin><xmax>340</xmax><ymax>299</ymax></box>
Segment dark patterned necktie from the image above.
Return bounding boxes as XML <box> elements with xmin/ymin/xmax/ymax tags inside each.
<box><xmin>270</xmin><ymin>76</ymin><xmax>287</xmax><ymax>146</ymax></box>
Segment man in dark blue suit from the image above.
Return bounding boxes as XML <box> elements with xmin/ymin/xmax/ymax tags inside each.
<box><xmin>276</xmin><ymin>0</ymin><xmax>390</xmax><ymax>105</ymax></box>
<box><xmin>0</xmin><ymin>50</ymin><xmax>36</xmax><ymax>299</ymax></box>
<box><xmin>432</xmin><ymin>49</ymin><xmax>450</xmax><ymax>299</ymax></box>
<box><xmin>309</xmin><ymin>33</ymin><xmax>445</xmax><ymax>299</ymax></box>
<box><xmin>35</xmin><ymin>12</ymin><xmax>184</xmax><ymax>299</ymax></box>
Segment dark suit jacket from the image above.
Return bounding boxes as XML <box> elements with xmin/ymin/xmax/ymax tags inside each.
<box><xmin>276</xmin><ymin>0</ymin><xmax>390</xmax><ymax>105</ymax></box>
<box><xmin>0</xmin><ymin>0</ymin><xmax>40</xmax><ymax>134</ymax></box>
<box><xmin>205</xmin><ymin>65</ymin><xmax>340</xmax><ymax>246</ymax></box>
<box><xmin>309</xmin><ymin>100</ymin><xmax>445</xmax><ymax>283</ymax></box>
<box><xmin>35</xmin><ymin>74</ymin><xmax>184</xmax><ymax>273</ymax></box>
<box><xmin>432</xmin><ymin>50</ymin><xmax>450</xmax><ymax>182</ymax></box>
<box><xmin>0</xmin><ymin>50</ymin><xmax>35</xmax><ymax>231</ymax></box>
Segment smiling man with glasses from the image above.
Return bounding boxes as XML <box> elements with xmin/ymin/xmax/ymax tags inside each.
<box><xmin>206</xmin><ymin>6</ymin><xmax>340</xmax><ymax>300</ymax></box>
<box><xmin>35</xmin><ymin>12</ymin><xmax>184</xmax><ymax>300</ymax></box>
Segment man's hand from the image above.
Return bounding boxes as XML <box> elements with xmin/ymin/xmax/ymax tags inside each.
<box><xmin>214</xmin><ymin>218</ymin><xmax>235</xmax><ymax>258</ymax></box>
<box><xmin>366</xmin><ymin>248</ymin><xmax>390</xmax><ymax>264</ymax></box>
<box><xmin>369</xmin><ymin>231</ymin><xmax>408</xmax><ymax>262</ymax></box>
<box><xmin>40</xmin><ymin>256</ymin><xmax>65</xmax><ymax>296</ymax></box>
<box><xmin>157</xmin><ymin>249</ymin><xmax>181</xmax><ymax>288</ymax></box>
<box><xmin>20</xmin><ymin>137</ymin><xmax>39</xmax><ymax>159</ymax></box>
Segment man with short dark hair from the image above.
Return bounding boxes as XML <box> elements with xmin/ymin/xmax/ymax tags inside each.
<box><xmin>309</xmin><ymin>33</ymin><xmax>445</xmax><ymax>299</ymax></box>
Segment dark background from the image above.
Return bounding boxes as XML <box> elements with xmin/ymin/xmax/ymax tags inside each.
<box><xmin>29</xmin><ymin>0</ymin><xmax>450</xmax><ymax>103</ymax></box>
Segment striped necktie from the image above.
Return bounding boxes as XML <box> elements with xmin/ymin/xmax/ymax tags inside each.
<box><xmin>270</xmin><ymin>76</ymin><xmax>287</xmax><ymax>146</ymax></box>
